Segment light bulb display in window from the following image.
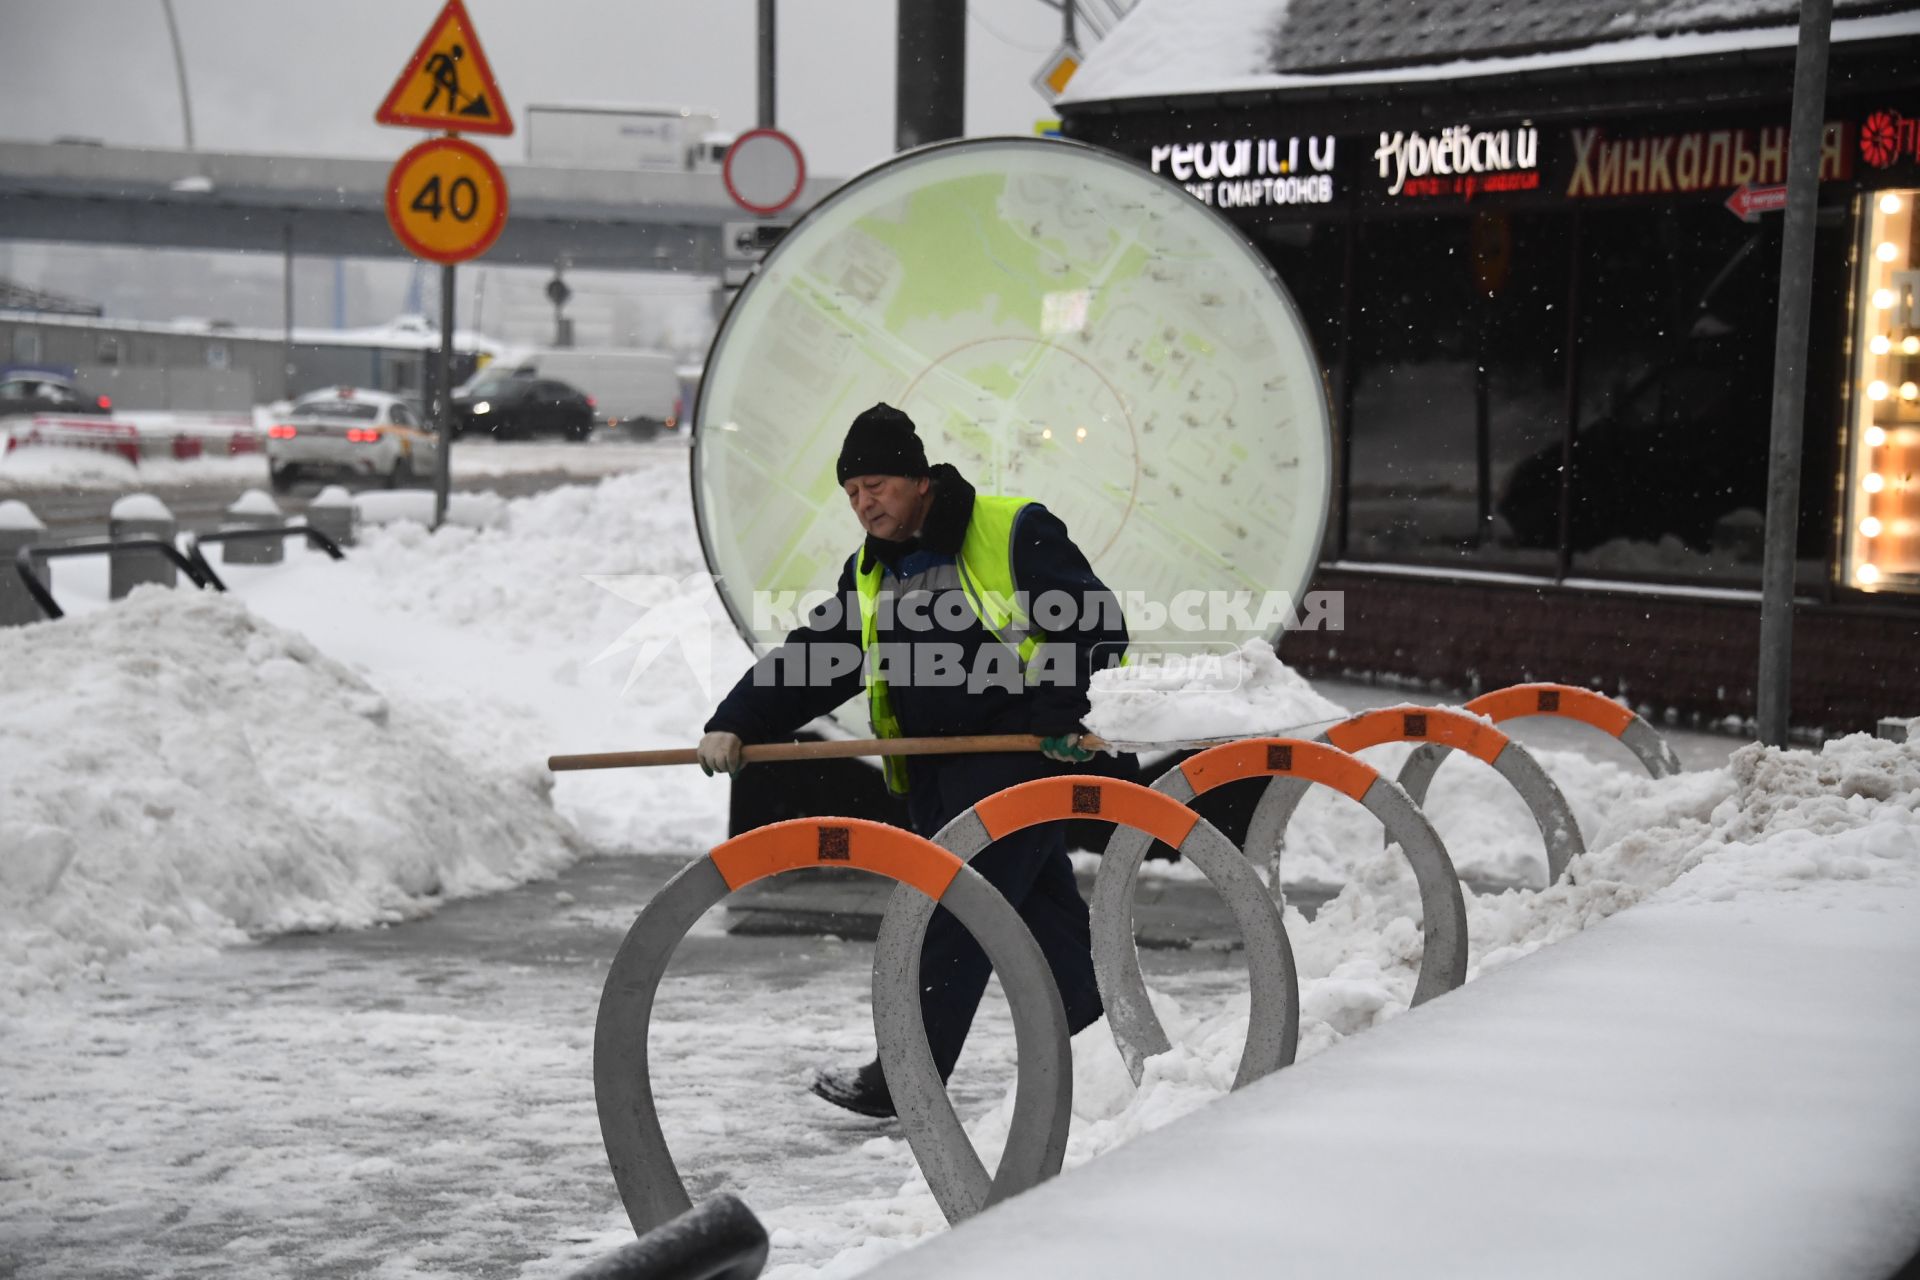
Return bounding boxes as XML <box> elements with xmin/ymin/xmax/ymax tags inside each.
<box><xmin>1842</xmin><ymin>189</ymin><xmax>1914</xmax><ymax>593</ymax></box>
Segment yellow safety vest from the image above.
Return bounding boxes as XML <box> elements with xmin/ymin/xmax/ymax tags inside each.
<box><xmin>854</xmin><ymin>493</ymin><xmax>1040</xmax><ymax>794</ymax></box>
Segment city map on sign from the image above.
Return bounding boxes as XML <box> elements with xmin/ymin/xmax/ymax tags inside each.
<box><xmin>694</xmin><ymin>139</ymin><xmax>1332</xmax><ymax>674</ymax></box>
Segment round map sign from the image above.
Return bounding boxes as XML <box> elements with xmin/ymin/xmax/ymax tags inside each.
<box><xmin>693</xmin><ymin>136</ymin><xmax>1331</xmax><ymax>724</ymax></box>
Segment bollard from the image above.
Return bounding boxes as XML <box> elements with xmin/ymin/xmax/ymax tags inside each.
<box><xmin>108</xmin><ymin>493</ymin><xmax>177</xmax><ymax>599</ymax></box>
<box><xmin>0</xmin><ymin>499</ymin><xmax>48</xmax><ymax>625</ymax></box>
<box><xmin>305</xmin><ymin>484</ymin><xmax>357</xmax><ymax>548</ymax></box>
<box><xmin>222</xmin><ymin>488</ymin><xmax>284</xmax><ymax>565</ymax></box>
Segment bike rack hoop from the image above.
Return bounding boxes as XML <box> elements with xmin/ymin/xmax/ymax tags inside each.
<box><xmin>595</xmin><ymin>817</ymin><xmax>1073</xmax><ymax>1237</ymax></box>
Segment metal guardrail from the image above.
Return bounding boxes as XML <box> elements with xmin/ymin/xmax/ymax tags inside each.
<box><xmin>178</xmin><ymin>525</ymin><xmax>345</xmax><ymax>593</ymax></box>
<box><xmin>13</xmin><ymin>524</ymin><xmax>347</xmax><ymax>620</ymax></box>
<box><xmin>563</xmin><ymin>1193</ymin><xmax>767</xmax><ymax>1280</ymax></box>
<box><xmin>14</xmin><ymin>537</ymin><xmax>213</xmax><ymax>621</ymax></box>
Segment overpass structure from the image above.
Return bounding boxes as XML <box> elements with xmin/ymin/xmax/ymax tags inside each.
<box><xmin>0</xmin><ymin>140</ymin><xmax>844</xmax><ymax>273</ymax></box>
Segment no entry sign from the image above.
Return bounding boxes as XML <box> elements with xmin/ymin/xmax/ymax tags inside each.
<box><xmin>723</xmin><ymin>128</ymin><xmax>807</xmax><ymax>216</ymax></box>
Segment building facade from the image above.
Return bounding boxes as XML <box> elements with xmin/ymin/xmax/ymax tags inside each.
<box><xmin>1062</xmin><ymin>6</ymin><xmax>1920</xmax><ymax>732</ymax></box>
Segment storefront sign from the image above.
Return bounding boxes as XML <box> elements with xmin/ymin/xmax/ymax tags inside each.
<box><xmin>1374</xmin><ymin>124</ymin><xmax>1540</xmax><ymax>198</ymax></box>
<box><xmin>1566</xmin><ymin>123</ymin><xmax>1851</xmax><ymax>198</ymax></box>
<box><xmin>1860</xmin><ymin>108</ymin><xmax>1920</xmax><ymax>169</ymax></box>
<box><xmin>1724</xmin><ymin>183</ymin><xmax>1788</xmax><ymax>221</ymax></box>
<box><xmin>1148</xmin><ymin>136</ymin><xmax>1338</xmax><ymax>209</ymax></box>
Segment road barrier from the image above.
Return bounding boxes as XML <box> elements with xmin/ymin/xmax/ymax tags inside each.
<box><xmin>1102</xmin><ymin>739</ymin><xmax>1468</xmax><ymax>1028</ymax></box>
<box><xmin>1395</xmin><ymin>684</ymin><xmax>1682</xmax><ymax>818</ymax></box>
<box><xmin>11</xmin><ymin>525</ymin><xmax>346</xmax><ymax>620</ymax></box>
<box><xmin>14</xmin><ymin>537</ymin><xmax>213</xmax><ymax>620</ymax></box>
<box><xmin>877</xmin><ymin>775</ymin><xmax>1298</xmax><ymax>1100</ymax></box>
<box><xmin>1245</xmin><ymin>707</ymin><xmax>1585</xmax><ymax>886</ymax></box>
<box><xmin>593</xmin><ymin>817</ymin><xmax>1073</xmax><ymax>1237</ymax></box>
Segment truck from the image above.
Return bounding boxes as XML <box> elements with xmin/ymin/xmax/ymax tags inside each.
<box><xmin>476</xmin><ymin>348</ymin><xmax>683</xmax><ymax>439</ymax></box>
<box><xmin>525</xmin><ymin>104</ymin><xmax>733</xmax><ymax>173</ymax></box>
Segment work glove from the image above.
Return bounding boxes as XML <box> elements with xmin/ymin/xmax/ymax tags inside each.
<box><xmin>697</xmin><ymin>731</ymin><xmax>745</xmax><ymax>777</ymax></box>
<box><xmin>1039</xmin><ymin>732</ymin><xmax>1095</xmax><ymax>763</ymax></box>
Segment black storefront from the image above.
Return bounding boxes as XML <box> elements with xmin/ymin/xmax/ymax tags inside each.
<box><xmin>1062</xmin><ymin>27</ymin><xmax>1920</xmax><ymax>733</ymax></box>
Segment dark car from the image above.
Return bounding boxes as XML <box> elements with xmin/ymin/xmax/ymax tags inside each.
<box><xmin>452</xmin><ymin>370</ymin><xmax>595</xmax><ymax>441</ymax></box>
<box><xmin>0</xmin><ymin>370</ymin><xmax>112</xmax><ymax>418</ymax></box>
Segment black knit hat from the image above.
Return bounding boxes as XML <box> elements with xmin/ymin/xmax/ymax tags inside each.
<box><xmin>836</xmin><ymin>403</ymin><xmax>930</xmax><ymax>484</ymax></box>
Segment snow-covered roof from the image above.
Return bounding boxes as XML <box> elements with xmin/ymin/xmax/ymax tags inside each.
<box><xmin>1063</xmin><ymin>0</ymin><xmax>1920</xmax><ymax>105</ymax></box>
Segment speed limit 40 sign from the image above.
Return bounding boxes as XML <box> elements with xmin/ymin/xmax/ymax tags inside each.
<box><xmin>385</xmin><ymin>136</ymin><xmax>509</xmax><ymax>264</ymax></box>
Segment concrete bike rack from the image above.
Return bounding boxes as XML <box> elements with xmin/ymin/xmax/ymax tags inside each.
<box><xmin>1246</xmin><ymin>707</ymin><xmax>1585</xmax><ymax>887</ymax></box>
<box><xmin>1101</xmin><ymin>740</ymin><xmax>1468</xmax><ymax>1060</ymax></box>
<box><xmin>1396</xmin><ymin>684</ymin><xmax>1682</xmax><ymax>823</ymax></box>
<box><xmin>878</xmin><ymin>775</ymin><xmax>1298</xmax><ymax>1100</ymax></box>
<box><xmin>594</xmin><ymin>817</ymin><xmax>1072</xmax><ymax>1236</ymax></box>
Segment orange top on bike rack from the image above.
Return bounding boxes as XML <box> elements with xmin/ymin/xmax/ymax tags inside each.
<box><xmin>709</xmin><ymin>816</ymin><xmax>964</xmax><ymax>900</ymax></box>
<box><xmin>1465</xmin><ymin>683</ymin><xmax>1635</xmax><ymax>737</ymax></box>
<box><xmin>1178</xmin><ymin>737</ymin><xmax>1378</xmax><ymax>802</ymax></box>
<box><xmin>1325</xmin><ymin>706</ymin><xmax>1508</xmax><ymax>764</ymax></box>
<box><xmin>973</xmin><ymin>776</ymin><xmax>1201</xmax><ymax>848</ymax></box>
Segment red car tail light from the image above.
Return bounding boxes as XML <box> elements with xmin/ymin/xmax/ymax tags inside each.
<box><xmin>97</xmin><ymin>395</ymin><xmax>112</xmax><ymax>410</ymax></box>
<box><xmin>346</xmin><ymin>427</ymin><xmax>383</xmax><ymax>443</ymax></box>
<box><xmin>268</xmin><ymin>424</ymin><xmax>297</xmax><ymax>439</ymax></box>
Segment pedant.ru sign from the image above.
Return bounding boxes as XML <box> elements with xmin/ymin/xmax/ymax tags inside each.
<box><xmin>1148</xmin><ymin>136</ymin><xmax>1338</xmax><ymax>209</ymax></box>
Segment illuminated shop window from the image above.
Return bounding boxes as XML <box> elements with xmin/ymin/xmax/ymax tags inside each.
<box><xmin>1847</xmin><ymin>189</ymin><xmax>1919</xmax><ymax>593</ymax></box>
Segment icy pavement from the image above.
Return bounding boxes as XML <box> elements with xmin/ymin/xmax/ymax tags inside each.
<box><xmin>0</xmin><ymin>854</ymin><xmax>1253</xmax><ymax>1279</ymax></box>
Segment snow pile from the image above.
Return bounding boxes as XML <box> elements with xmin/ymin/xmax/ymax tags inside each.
<box><xmin>238</xmin><ymin>466</ymin><xmax>752</xmax><ymax>854</ymax></box>
<box><xmin>1084</xmin><ymin>636</ymin><xmax>1347</xmax><ymax>744</ymax></box>
<box><xmin>0</xmin><ymin>444</ymin><xmax>268</xmax><ymax>491</ymax></box>
<box><xmin>0</xmin><ymin>589</ymin><xmax>580</xmax><ymax>1000</ymax></box>
<box><xmin>763</xmin><ymin>731</ymin><xmax>1920</xmax><ymax>1277</ymax></box>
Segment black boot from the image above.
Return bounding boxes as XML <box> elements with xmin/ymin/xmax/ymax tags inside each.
<box><xmin>809</xmin><ymin>1059</ymin><xmax>895</xmax><ymax>1119</ymax></box>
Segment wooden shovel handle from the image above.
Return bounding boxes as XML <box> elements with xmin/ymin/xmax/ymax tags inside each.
<box><xmin>547</xmin><ymin>732</ymin><xmax>1111</xmax><ymax>772</ymax></box>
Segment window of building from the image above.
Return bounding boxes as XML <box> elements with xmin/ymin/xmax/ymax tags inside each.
<box><xmin>96</xmin><ymin>335</ymin><xmax>120</xmax><ymax>365</ymax></box>
<box><xmin>11</xmin><ymin>329</ymin><xmax>41</xmax><ymax>364</ymax></box>
<box><xmin>1342</xmin><ymin>211</ymin><xmax>1570</xmax><ymax>571</ymax></box>
<box><xmin>1566</xmin><ymin>203</ymin><xmax>1843</xmax><ymax>587</ymax></box>
<box><xmin>1845</xmin><ymin>188</ymin><xmax>1920</xmax><ymax>594</ymax></box>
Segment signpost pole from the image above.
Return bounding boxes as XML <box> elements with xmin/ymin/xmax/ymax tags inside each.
<box><xmin>758</xmin><ymin>0</ymin><xmax>775</xmax><ymax>129</ymax></box>
<box><xmin>435</xmin><ymin>263</ymin><xmax>454</xmax><ymax>531</ymax></box>
<box><xmin>1755</xmin><ymin>0</ymin><xmax>1833</xmax><ymax>747</ymax></box>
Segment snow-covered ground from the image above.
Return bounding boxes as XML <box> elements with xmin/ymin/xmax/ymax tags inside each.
<box><xmin>0</xmin><ymin>433</ymin><xmax>674</xmax><ymax>492</ymax></box>
<box><xmin>3</xmin><ymin>443</ymin><xmax>1917</xmax><ymax>1277</ymax></box>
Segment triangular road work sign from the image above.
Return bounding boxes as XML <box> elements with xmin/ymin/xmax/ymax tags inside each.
<box><xmin>375</xmin><ymin>0</ymin><xmax>514</xmax><ymax>136</ymax></box>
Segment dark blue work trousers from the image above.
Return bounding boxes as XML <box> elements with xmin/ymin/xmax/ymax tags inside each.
<box><xmin>904</xmin><ymin>751</ymin><xmax>1104</xmax><ymax>1079</ymax></box>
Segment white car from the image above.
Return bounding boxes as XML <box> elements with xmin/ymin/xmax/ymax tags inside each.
<box><xmin>266</xmin><ymin>388</ymin><xmax>440</xmax><ymax>492</ymax></box>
